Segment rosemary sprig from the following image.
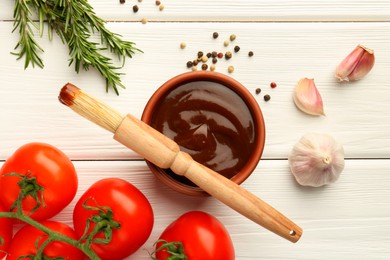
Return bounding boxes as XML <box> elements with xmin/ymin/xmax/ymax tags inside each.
<box><xmin>12</xmin><ymin>0</ymin><xmax>141</xmax><ymax>94</ymax></box>
<box><xmin>12</xmin><ymin>0</ymin><xmax>45</xmax><ymax>69</ymax></box>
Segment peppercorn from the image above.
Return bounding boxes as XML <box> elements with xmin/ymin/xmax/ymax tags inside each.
<box><xmin>180</xmin><ymin>42</ymin><xmax>186</xmax><ymax>49</ymax></box>
<box><xmin>248</xmin><ymin>51</ymin><xmax>254</xmax><ymax>57</ymax></box>
<box><xmin>120</xmin><ymin>0</ymin><xmax>125</xmax><ymax>4</ymax></box>
<box><xmin>212</xmin><ymin>57</ymin><xmax>218</xmax><ymax>64</ymax></box>
<box><xmin>211</xmin><ymin>51</ymin><xmax>218</xmax><ymax>58</ymax></box>
<box><xmin>234</xmin><ymin>46</ymin><xmax>240</xmax><ymax>53</ymax></box>
<box><xmin>255</xmin><ymin>88</ymin><xmax>261</xmax><ymax>94</ymax></box>
<box><xmin>206</xmin><ymin>52</ymin><xmax>212</xmax><ymax>58</ymax></box>
<box><xmin>192</xmin><ymin>66</ymin><xmax>197</xmax><ymax>71</ymax></box>
<box><xmin>223</xmin><ymin>40</ymin><xmax>229</xmax><ymax>47</ymax></box>
<box><xmin>217</xmin><ymin>52</ymin><xmax>223</xmax><ymax>58</ymax></box>
<box><xmin>193</xmin><ymin>60</ymin><xmax>199</xmax><ymax>66</ymax></box>
<box><xmin>270</xmin><ymin>82</ymin><xmax>277</xmax><ymax>88</ymax></box>
<box><xmin>197</xmin><ymin>51</ymin><xmax>203</xmax><ymax>58</ymax></box>
<box><xmin>210</xmin><ymin>64</ymin><xmax>216</xmax><ymax>71</ymax></box>
<box><xmin>141</xmin><ymin>18</ymin><xmax>148</xmax><ymax>24</ymax></box>
<box><xmin>133</xmin><ymin>5</ymin><xmax>139</xmax><ymax>13</ymax></box>
<box><xmin>155</xmin><ymin>0</ymin><xmax>161</xmax><ymax>5</ymax></box>
<box><xmin>213</xmin><ymin>32</ymin><xmax>219</xmax><ymax>39</ymax></box>
<box><xmin>228</xmin><ymin>65</ymin><xmax>234</xmax><ymax>73</ymax></box>
<box><xmin>230</xmin><ymin>34</ymin><xmax>236</xmax><ymax>41</ymax></box>
<box><xmin>225</xmin><ymin>51</ymin><xmax>232</xmax><ymax>60</ymax></box>
<box><xmin>186</xmin><ymin>61</ymin><xmax>193</xmax><ymax>68</ymax></box>
<box><xmin>264</xmin><ymin>94</ymin><xmax>271</xmax><ymax>101</ymax></box>
<box><xmin>202</xmin><ymin>64</ymin><xmax>208</xmax><ymax>70</ymax></box>
<box><xmin>159</xmin><ymin>4</ymin><xmax>165</xmax><ymax>11</ymax></box>
<box><xmin>201</xmin><ymin>55</ymin><xmax>208</xmax><ymax>63</ymax></box>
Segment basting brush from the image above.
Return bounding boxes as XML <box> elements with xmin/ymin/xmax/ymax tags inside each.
<box><xmin>59</xmin><ymin>83</ymin><xmax>302</xmax><ymax>243</ymax></box>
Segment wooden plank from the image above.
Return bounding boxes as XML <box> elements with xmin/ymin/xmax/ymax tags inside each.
<box><xmin>1</xmin><ymin>21</ymin><xmax>389</xmax><ymax>160</ymax></box>
<box><xmin>1</xmin><ymin>0</ymin><xmax>390</xmax><ymax>22</ymax></box>
<box><xmin>2</xmin><ymin>159</ymin><xmax>389</xmax><ymax>259</ymax></box>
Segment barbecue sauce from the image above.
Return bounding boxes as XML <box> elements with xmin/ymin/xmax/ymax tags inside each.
<box><xmin>150</xmin><ymin>81</ymin><xmax>256</xmax><ymax>187</ymax></box>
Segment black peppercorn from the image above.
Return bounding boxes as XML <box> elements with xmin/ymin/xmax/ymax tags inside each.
<box><xmin>201</xmin><ymin>64</ymin><xmax>208</xmax><ymax>70</ymax></box>
<box><xmin>120</xmin><ymin>0</ymin><xmax>125</xmax><ymax>4</ymax></box>
<box><xmin>193</xmin><ymin>60</ymin><xmax>199</xmax><ymax>66</ymax></box>
<box><xmin>213</xmin><ymin>32</ymin><xmax>219</xmax><ymax>39</ymax></box>
<box><xmin>186</xmin><ymin>61</ymin><xmax>193</xmax><ymax>68</ymax></box>
<box><xmin>155</xmin><ymin>0</ymin><xmax>161</xmax><ymax>5</ymax></box>
<box><xmin>234</xmin><ymin>46</ymin><xmax>240</xmax><ymax>53</ymax></box>
<box><xmin>212</xmin><ymin>57</ymin><xmax>218</xmax><ymax>64</ymax></box>
<box><xmin>264</xmin><ymin>94</ymin><xmax>271</xmax><ymax>101</ymax></box>
<box><xmin>225</xmin><ymin>51</ymin><xmax>232</xmax><ymax>60</ymax></box>
<box><xmin>197</xmin><ymin>51</ymin><xmax>203</xmax><ymax>58</ymax></box>
<box><xmin>133</xmin><ymin>5</ymin><xmax>139</xmax><ymax>12</ymax></box>
<box><xmin>206</xmin><ymin>52</ymin><xmax>212</xmax><ymax>58</ymax></box>
<box><xmin>211</xmin><ymin>51</ymin><xmax>218</xmax><ymax>58</ymax></box>
<box><xmin>248</xmin><ymin>51</ymin><xmax>254</xmax><ymax>57</ymax></box>
<box><xmin>255</xmin><ymin>88</ymin><xmax>261</xmax><ymax>94</ymax></box>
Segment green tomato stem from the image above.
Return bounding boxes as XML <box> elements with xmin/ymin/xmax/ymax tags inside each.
<box><xmin>0</xmin><ymin>211</ymin><xmax>100</xmax><ymax>259</ymax></box>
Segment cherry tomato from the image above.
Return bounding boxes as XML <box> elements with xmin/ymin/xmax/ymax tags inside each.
<box><xmin>73</xmin><ymin>178</ymin><xmax>154</xmax><ymax>260</ymax></box>
<box><xmin>0</xmin><ymin>143</ymin><xmax>78</xmax><ymax>220</ymax></box>
<box><xmin>0</xmin><ymin>204</ymin><xmax>13</xmax><ymax>259</ymax></box>
<box><xmin>155</xmin><ymin>211</ymin><xmax>235</xmax><ymax>260</ymax></box>
<box><xmin>6</xmin><ymin>220</ymin><xmax>85</xmax><ymax>260</ymax></box>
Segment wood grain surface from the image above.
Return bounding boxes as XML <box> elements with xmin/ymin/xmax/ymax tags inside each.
<box><xmin>1</xmin><ymin>1</ymin><xmax>389</xmax><ymax>259</ymax></box>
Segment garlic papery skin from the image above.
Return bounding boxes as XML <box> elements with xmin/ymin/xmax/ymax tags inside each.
<box><xmin>293</xmin><ymin>78</ymin><xmax>325</xmax><ymax>116</ymax></box>
<box><xmin>335</xmin><ymin>45</ymin><xmax>375</xmax><ymax>81</ymax></box>
<box><xmin>288</xmin><ymin>133</ymin><xmax>345</xmax><ymax>187</ymax></box>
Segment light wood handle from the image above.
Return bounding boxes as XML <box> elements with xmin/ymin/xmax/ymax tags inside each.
<box><xmin>114</xmin><ymin>114</ymin><xmax>302</xmax><ymax>242</ymax></box>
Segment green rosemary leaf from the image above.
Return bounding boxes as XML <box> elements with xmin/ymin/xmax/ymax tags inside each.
<box><xmin>12</xmin><ymin>0</ymin><xmax>140</xmax><ymax>94</ymax></box>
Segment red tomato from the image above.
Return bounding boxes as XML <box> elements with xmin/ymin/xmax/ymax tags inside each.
<box><xmin>0</xmin><ymin>143</ymin><xmax>78</xmax><ymax>221</ymax></box>
<box><xmin>155</xmin><ymin>211</ymin><xmax>235</xmax><ymax>260</ymax></box>
<box><xmin>0</xmin><ymin>204</ymin><xmax>13</xmax><ymax>259</ymax></box>
<box><xmin>6</xmin><ymin>220</ymin><xmax>85</xmax><ymax>260</ymax></box>
<box><xmin>73</xmin><ymin>178</ymin><xmax>154</xmax><ymax>260</ymax></box>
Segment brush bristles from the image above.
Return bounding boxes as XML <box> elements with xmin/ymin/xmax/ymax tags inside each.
<box><xmin>59</xmin><ymin>83</ymin><xmax>123</xmax><ymax>133</ymax></box>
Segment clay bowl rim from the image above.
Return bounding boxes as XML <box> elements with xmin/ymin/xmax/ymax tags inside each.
<box><xmin>141</xmin><ymin>71</ymin><xmax>266</xmax><ymax>196</ymax></box>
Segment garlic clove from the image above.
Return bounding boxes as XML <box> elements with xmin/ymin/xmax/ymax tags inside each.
<box><xmin>288</xmin><ymin>133</ymin><xmax>345</xmax><ymax>187</ymax></box>
<box><xmin>335</xmin><ymin>45</ymin><xmax>375</xmax><ymax>81</ymax></box>
<box><xmin>293</xmin><ymin>78</ymin><xmax>325</xmax><ymax>116</ymax></box>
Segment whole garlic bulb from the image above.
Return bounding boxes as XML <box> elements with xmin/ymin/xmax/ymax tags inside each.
<box><xmin>288</xmin><ymin>133</ymin><xmax>345</xmax><ymax>187</ymax></box>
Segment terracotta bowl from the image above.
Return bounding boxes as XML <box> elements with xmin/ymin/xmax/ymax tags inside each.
<box><xmin>141</xmin><ymin>71</ymin><xmax>265</xmax><ymax>196</ymax></box>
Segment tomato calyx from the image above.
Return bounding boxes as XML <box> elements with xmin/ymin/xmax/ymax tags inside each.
<box><xmin>20</xmin><ymin>241</ymin><xmax>67</xmax><ymax>260</ymax></box>
<box><xmin>21</xmin><ymin>256</ymin><xmax>64</xmax><ymax>260</ymax></box>
<box><xmin>152</xmin><ymin>239</ymin><xmax>188</xmax><ymax>260</ymax></box>
<box><xmin>5</xmin><ymin>172</ymin><xmax>45</xmax><ymax>215</ymax></box>
<box><xmin>19</xmin><ymin>254</ymin><xmax>65</xmax><ymax>260</ymax></box>
<box><xmin>80</xmin><ymin>197</ymin><xmax>121</xmax><ymax>247</ymax></box>
<box><xmin>0</xmin><ymin>174</ymin><xmax>102</xmax><ymax>259</ymax></box>
<box><xmin>0</xmin><ymin>209</ymin><xmax>100</xmax><ymax>259</ymax></box>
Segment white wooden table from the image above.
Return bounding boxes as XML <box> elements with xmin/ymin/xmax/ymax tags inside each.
<box><xmin>1</xmin><ymin>1</ymin><xmax>390</xmax><ymax>259</ymax></box>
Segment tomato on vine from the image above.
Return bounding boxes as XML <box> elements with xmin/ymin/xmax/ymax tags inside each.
<box><xmin>154</xmin><ymin>211</ymin><xmax>235</xmax><ymax>260</ymax></box>
<box><xmin>0</xmin><ymin>204</ymin><xmax>13</xmax><ymax>259</ymax></box>
<box><xmin>73</xmin><ymin>178</ymin><xmax>154</xmax><ymax>260</ymax></box>
<box><xmin>0</xmin><ymin>143</ymin><xmax>78</xmax><ymax>220</ymax></box>
<box><xmin>6</xmin><ymin>220</ymin><xmax>85</xmax><ymax>260</ymax></box>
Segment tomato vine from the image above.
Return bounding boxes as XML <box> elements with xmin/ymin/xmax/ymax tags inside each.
<box><xmin>0</xmin><ymin>176</ymin><xmax>101</xmax><ymax>259</ymax></box>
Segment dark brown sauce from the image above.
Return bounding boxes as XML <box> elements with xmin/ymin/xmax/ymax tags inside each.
<box><xmin>151</xmin><ymin>81</ymin><xmax>256</xmax><ymax>187</ymax></box>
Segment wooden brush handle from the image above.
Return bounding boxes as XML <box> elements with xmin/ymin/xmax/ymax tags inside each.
<box><xmin>114</xmin><ymin>114</ymin><xmax>302</xmax><ymax>243</ymax></box>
